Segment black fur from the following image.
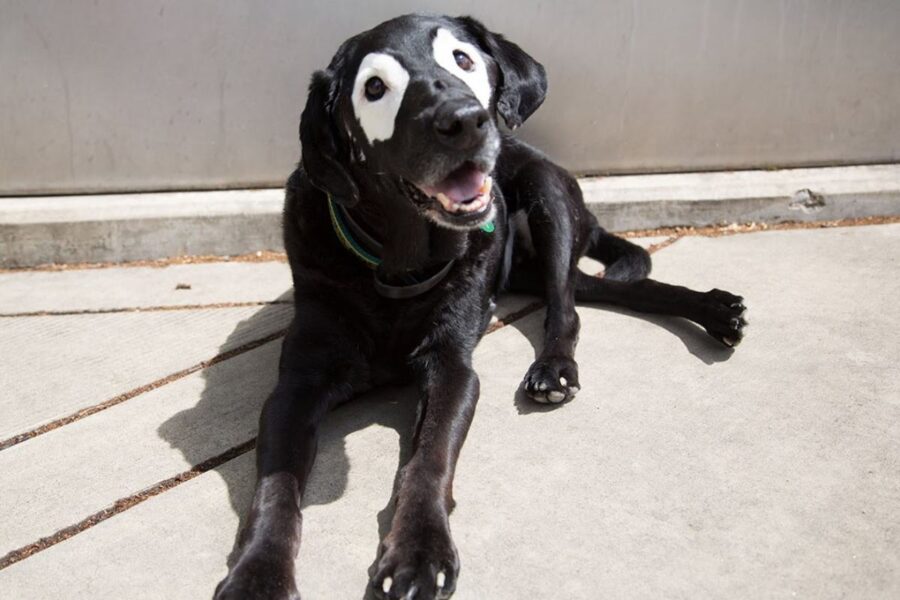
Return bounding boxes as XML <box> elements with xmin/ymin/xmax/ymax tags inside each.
<box><xmin>215</xmin><ymin>14</ymin><xmax>747</xmax><ymax>600</ymax></box>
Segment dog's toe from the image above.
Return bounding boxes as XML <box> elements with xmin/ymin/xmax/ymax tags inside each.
<box><xmin>373</xmin><ymin>521</ymin><xmax>458</xmax><ymax>600</ymax></box>
<box><xmin>523</xmin><ymin>357</ymin><xmax>580</xmax><ymax>404</ymax></box>
<box><xmin>531</xmin><ymin>391</ymin><xmax>551</xmax><ymax>404</ymax></box>
<box><xmin>544</xmin><ymin>391</ymin><xmax>564</xmax><ymax>403</ymax></box>
<box><xmin>701</xmin><ymin>289</ymin><xmax>748</xmax><ymax>349</ymax></box>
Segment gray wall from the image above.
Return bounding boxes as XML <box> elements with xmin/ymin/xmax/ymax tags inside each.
<box><xmin>2</xmin><ymin>0</ymin><xmax>899</xmax><ymax>195</ymax></box>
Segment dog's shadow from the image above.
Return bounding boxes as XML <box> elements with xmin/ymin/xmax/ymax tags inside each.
<box><xmin>156</xmin><ymin>291</ymin><xmax>417</xmax><ymax>599</ymax></box>
<box><xmin>156</xmin><ymin>286</ymin><xmax>735</xmax><ymax>597</ymax></box>
<box><xmin>510</xmin><ymin>296</ymin><xmax>736</xmax><ymax>415</ymax></box>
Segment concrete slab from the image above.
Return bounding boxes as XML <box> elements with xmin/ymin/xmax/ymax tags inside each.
<box><xmin>0</xmin><ymin>261</ymin><xmax>292</xmax><ymax>314</ymax></box>
<box><xmin>0</xmin><ymin>303</ymin><xmax>292</xmax><ymax>440</ymax></box>
<box><xmin>0</xmin><ymin>386</ymin><xmax>421</xmax><ymax>600</ymax></box>
<box><xmin>0</xmin><ymin>451</ymin><xmax>256</xmax><ymax>600</ymax></box>
<box><xmin>2</xmin><ymin>225</ymin><xmax>898</xmax><ymax>599</ymax></box>
<box><xmin>0</xmin><ymin>339</ymin><xmax>279</xmax><ymax>556</ymax></box>
<box><xmin>0</xmin><ymin>279</ymin><xmax>550</xmax><ymax>559</ymax></box>
<box><xmin>452</xmin><ymin>232</ymin><xmax>900</xmax><ymax>600</ymax></box>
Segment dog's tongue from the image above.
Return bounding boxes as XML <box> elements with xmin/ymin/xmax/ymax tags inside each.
<box><xmin>428</xmin><ymin>164</ymin><xmax>486</xmax><ymax>203</ymax></box>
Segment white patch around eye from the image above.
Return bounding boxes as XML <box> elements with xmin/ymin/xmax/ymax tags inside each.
<box><xmin>432</xmin><ymin>28</ymin><xmax>492</xmax><ymax>109</ymax></box>
<box><xmin>351</xmin><ymin>52</ymin><xmax>410</xmax><ymax>143</ymax></box>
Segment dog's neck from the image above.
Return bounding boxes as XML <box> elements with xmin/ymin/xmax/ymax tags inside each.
<box><xmin>344</xmin><ymin>174</ymin><xmax>469</xmax><ymax>277</ymax></box>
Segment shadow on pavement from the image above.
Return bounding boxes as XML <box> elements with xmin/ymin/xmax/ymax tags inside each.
<box><xmin>509</xmin><ymin>298</ymin><xmax>736</xmax><ymax>415</ymax></box>
<box><xmin>156</xmin><ymin>292</ymin><xmax>418</xmax><ymax>596</ymax></box>
<box><xmin>154</xmin><ymin>283</ymin><xmax>734</xmax><ymax>594</ymax></box>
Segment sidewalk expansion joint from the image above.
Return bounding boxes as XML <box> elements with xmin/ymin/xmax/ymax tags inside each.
<box><xmin>0</xmin><ymin>251</ymin><xmax>288</xmax><ymax>275</ymax></box>
<box><xmin>0</xmin><ymin>300</ymin><xmax>293</xmax><ymax>319</ymax></box>
<box><xmin>0</xmin><ymin>439</ymin><xmax>257</xmax><ymax>571</ymax></box>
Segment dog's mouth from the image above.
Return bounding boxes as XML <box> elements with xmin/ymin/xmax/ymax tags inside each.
<box><xmin>403</xmin><ymin>162</ymin><xmax>495</xmax><ymax>229</ymax></box>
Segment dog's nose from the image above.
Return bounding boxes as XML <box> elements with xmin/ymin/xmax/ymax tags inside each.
<box><xmin>433</xmin><ymin>101</ymin><xmax>489</xmax><ymax>150</ymax></box>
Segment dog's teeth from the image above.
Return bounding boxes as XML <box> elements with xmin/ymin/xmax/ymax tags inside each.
<box><xmin>436</xmin><ymin>571</ymin><xmax>446</xmax><ymax>588</ymax></box>
<box><xmin>460</xmin><ymin>196</ymin><xmax>484</xmax><ymax>213</ymax></box>
<box><xmin>435</xmin><ymin>192</ymin><xmax>458</xmax><ymax>212</ymax></box>
<box><xmin>382</xmin><ymin>577</ymin><xmax>393</xmax><ymax>594</ymax></box>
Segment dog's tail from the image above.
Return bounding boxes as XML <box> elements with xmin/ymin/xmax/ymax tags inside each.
<box><xmin>583</xmin><ymin>226</ymin><xmax>651</xmax><ymax>283</ymax></box>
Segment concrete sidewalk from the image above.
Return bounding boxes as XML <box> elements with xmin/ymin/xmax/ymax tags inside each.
<box><xmin>0</xmin><ymin>224</ymin><xmax>898</xmax><ymax>599</ymax></box>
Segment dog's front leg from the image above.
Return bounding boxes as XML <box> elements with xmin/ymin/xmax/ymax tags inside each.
<box><xmin>373</xmin><ymin>351</ymin><xmax>479</xmax><ymax>600</ymax></box>
<box><xmin>215</xmin><ymin>315</ymin><xmax>362</xmax><ymax>600</ymax></box>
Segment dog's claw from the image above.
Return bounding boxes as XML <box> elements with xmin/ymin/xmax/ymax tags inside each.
<box><xmin>729</xmin><ymin>316</ymin><xmax>747</xmax><ymax>330</ymax></box>
<box><xmin>373</xmin><ymin>520</ymin><xmax>458</xmax><ymax>600</ymax></box>
<box><xmin>703</xmin><ymin>289</ymin><xmax>748</xmax><ymax>349</ymax></box>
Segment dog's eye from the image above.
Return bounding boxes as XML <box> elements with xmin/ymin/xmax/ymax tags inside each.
<box><xmin>364</xmin><ymin>76</ymin><xmax>386</xmax><ymax>101</ymax></box>
<box><xmin>453</xmin><ymin>50</ymin><xmax>475</xmax><ymax>72</ymax></box>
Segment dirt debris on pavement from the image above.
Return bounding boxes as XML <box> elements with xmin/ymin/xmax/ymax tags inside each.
<box><xmin>2</xmin><ymin>216</ymin><xmax>897</xmax><ymax>274</ymax></box>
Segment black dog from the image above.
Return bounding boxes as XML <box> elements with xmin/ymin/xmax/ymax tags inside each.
<box><xmin>215</xmin><ymin>14</ymin><xmax>746</xmax><ymax>600</ymax></box>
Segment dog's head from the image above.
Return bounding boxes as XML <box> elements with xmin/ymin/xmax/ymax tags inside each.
<box><xmin>300</xmin><ymin>14</ymin><xmax>547</xmax><ymax>230</ymax></box>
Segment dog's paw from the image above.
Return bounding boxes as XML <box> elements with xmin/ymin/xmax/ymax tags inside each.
<box><xmin>372</xmin><ymin>523</ymin><xmax>459</xmax><ymax>600</ymax></box>
<box><xmin>214</xmin><ymin>554</ymin><xmax>300</xmax><ymax>600</ymax></box>
<box><xmin>523</xmin><ymin>356</ymin><xmax>580</xmax><ymax>404</ymax></box>
<box><xmin>702</xmin><ymin>288</ymin><xmax>748</xmax><ymax>348</ymax></box>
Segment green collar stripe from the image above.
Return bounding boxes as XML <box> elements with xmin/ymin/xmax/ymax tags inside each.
<box><xmin>327</xmin><ymin>196</ymin><xmax>380</xmax><ymax>268</ymax></box>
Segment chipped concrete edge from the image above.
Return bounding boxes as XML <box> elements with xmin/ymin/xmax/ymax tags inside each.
<box><xmin>2</xmin><ymin>164</ymin><xmax>898</xmax><ymax>267</ymax></box>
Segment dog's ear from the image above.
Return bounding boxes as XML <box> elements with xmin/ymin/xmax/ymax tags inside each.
<box><xmin>458</xmin><ymin>16</ymin><xmax>548</xmax><ymax>129</ymax></box>
<box><xmin>299</xmin><ymin>70</ymin><xmax>359</xmax><ymax>206</ymax></box>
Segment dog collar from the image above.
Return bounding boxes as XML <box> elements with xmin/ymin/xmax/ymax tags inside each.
<box><xmin>327</xmin><ymin>195</ymin><xmax>381</xmax><ymax>268</ymax></box>
<box><xmin>327</xmin><ymin>195</ymin><xmax>463</xmax><ymax>299</ymax></box>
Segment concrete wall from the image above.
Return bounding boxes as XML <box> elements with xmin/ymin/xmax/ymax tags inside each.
<box><xmin>2</xmin><ymin>0</ymin><xmax>899</xmax><ymax>195</ymax></box>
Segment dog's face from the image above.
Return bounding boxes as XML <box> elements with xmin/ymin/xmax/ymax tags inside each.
<box><xmin>300</xmin><ymin>15</ymin><xmax>547</xmax><ymax>230</ymax></box>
